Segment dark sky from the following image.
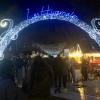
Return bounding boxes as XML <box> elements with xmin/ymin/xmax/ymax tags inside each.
<box><xmin>0</xmin><ymin>0</ymin><xmax>100</xmax><ymax>20</ymax></box>
<box><xmin>0</xmin><ymin>0</ymin><xmax>100</xmax><ymax>52</ymax></box>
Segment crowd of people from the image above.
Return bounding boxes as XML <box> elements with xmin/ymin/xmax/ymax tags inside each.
<box><xmin>0</xmin><ymin>52</ymin><xmax>89</xmax><ymax>100</ymax></box>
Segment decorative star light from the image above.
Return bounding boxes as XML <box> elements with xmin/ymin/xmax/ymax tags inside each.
<box><xmin>0</xmin><ymin>8</ymin><xmax>100</xmax><ymax>60</ymax></box>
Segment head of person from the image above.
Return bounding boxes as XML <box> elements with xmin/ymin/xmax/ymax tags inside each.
<box><xmin>20</xmin><ymin>53</ymin><xmax>25</xmax><ymax>59</ymax></box>
<box><xmin>26</xmin><ymin>54</ymin><xmax>30</xmax><ymax>58</ymax></box>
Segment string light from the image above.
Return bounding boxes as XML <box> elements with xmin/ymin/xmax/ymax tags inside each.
<box><xmin>0</xmin><ymin>9</ymin><xmax>100</xmax><ymax>60</ymax></box>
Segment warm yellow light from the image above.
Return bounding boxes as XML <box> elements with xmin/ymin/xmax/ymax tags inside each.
<box><xmin>69</xmin><ymin>52</ymin><xmax>83</xmax><ymax>64</ymax></box>
<box><xmin>69</xmin><ymin>53</ymin><xmax>83</xmax><ymax>57</ymax></box>
<box><xmin>78</xmin><ymin>87</ymin><xmax>87</xmax><ymax>100</ymax></box>
<box><xmin>84</xmin><ymin>53</ymin><xmax>100</xmax><ymax>57</ymax></box>
<box><xmin>68</xmin><ymin>44</ymin><xmax>83</xmax><ymax>63</ymax></box>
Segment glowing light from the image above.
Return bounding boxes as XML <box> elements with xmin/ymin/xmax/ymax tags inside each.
<box><xmin>78</xmin><ymin>87</ymin><xmax>87</xmax><ymax>100</ymax></box>
<box><xmin>1</xmin><ymin>23</ymin><xmax>7</xmax><ymax>28</ymax></box>
<box><xmin>0</xmin><ymin>9</ymin><xmax>100</xmax><ymax>60</ymax></box>
<box><xmin>0</xmin><ymin>21</ymin><xmax>8</xmax><ymax>27</ymax></box>
<box><xmin>84</xmin><ymin>53</ymin><xmax>100</xmax><ymax>64</ymax></box>
<box><xmin>84</xmin><ymin>53</ymin><xmax>100</xmax><ymax>57</ymax></box>
<box><xmin>43</xmin><ymin>55</ymin><xmax>48</xmax><ymax>58</ymax></box>
<box><xmin>69</xmin><ymin>44</ymin><xmax>83</xmax><ymax>63</ymax></box>
<box><xmin>91</xmin><ymin>18</ymin><xmax>100</xmax><ymax>35</ymax></box>
<box><xmin>11</xmin><ymin>34</ymin><xmax>18</xmax><ymax>40</ymax></box>
<box><xmin>69</xmin><ymin>53</ymin><xmax>83</xmax><ymax>57</ymax></box>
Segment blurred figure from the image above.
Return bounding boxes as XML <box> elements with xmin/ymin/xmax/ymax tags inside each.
<box><xmin>24</xmin><ymin>54</ymin><xmax>32</xmax><ymax>75</ymax></box>
<box><xmin>61</xmin><ymin>56</ymin><xmax>69</xmax><ymax>90</ymax></box>
<box><xmin>52</xmin><ymin>55</ymin><xmax>66</xmax><ymax>93</ymax></box>
<box><xmin>23</xmin><ymin>55</ymin><xmax>53</xmax><ymax>100</ymax></box>
<box><xmin>81</xmin><ymin>58</ymin><xmax>88</xmax><ymax>81</ymax></box>
<box><xmin>63</xmin><ymin>57</ymin><xmax>70</xmax><ymax>87</ymax></box>
<box><xmin>69</xmin><ymin>58</ymin><xmax>76</xmax><ymax>83</ymax></box>
<box><xmin>13</xmin><ymin>54</ymin><xmax>24</xmax><ymax>87</ymax></box>
<box><xmin>0</xmin><ymin>59</ymin><xmax>26</xmax><ymax>100</ymax></box>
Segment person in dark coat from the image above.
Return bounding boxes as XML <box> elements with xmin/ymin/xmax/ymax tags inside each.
<box><xmin>0</xmin><ymin>59</ymin><xmax>26</xmax><ymax>100</ymax></box>
<box><xmin>81</xmin><ymin>58</ymin><xmax>88</xmax><ymax>81</ymax></box>
<box><xmin>23</xmin><ymin>55</ymin><xmax>54</xmax><ymax>100</ymax></box>
<box><xmin>13</xmin><ymin>55</ymin><xmax>24</xmax><ymax>87</ymax></box>
<box><xmin>52</xmin><ymin>55</ymin><xmax>66</xmax><ymax>93</ymax></box>
<box><xmin>69</xmin><ymin>58</ymin><xmax>76</xmax><ymax>83</ymax></box>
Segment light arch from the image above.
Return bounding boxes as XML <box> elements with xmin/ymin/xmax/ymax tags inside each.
<box><xmin>0</xmin><ymin>9</ymin><xmax>100</xmax><ymax>60</ymax></box>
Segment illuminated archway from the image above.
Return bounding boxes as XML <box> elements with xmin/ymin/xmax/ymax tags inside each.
<box><xmin>0</xmin><ymin>9</ymin><xmax>100</xmax><ymax>60</ymax></box>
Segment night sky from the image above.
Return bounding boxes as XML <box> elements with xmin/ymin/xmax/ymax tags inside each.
<box><xmin>0</xmin><ymin>0</ymin><xmax>100</xmax><ymax>53</ymax></box>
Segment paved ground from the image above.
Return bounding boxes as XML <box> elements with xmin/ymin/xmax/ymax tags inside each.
<box><xmin>51</xmin><ymin>80</ymin><xmax>100</xmax><ymax>100</ymax></box>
